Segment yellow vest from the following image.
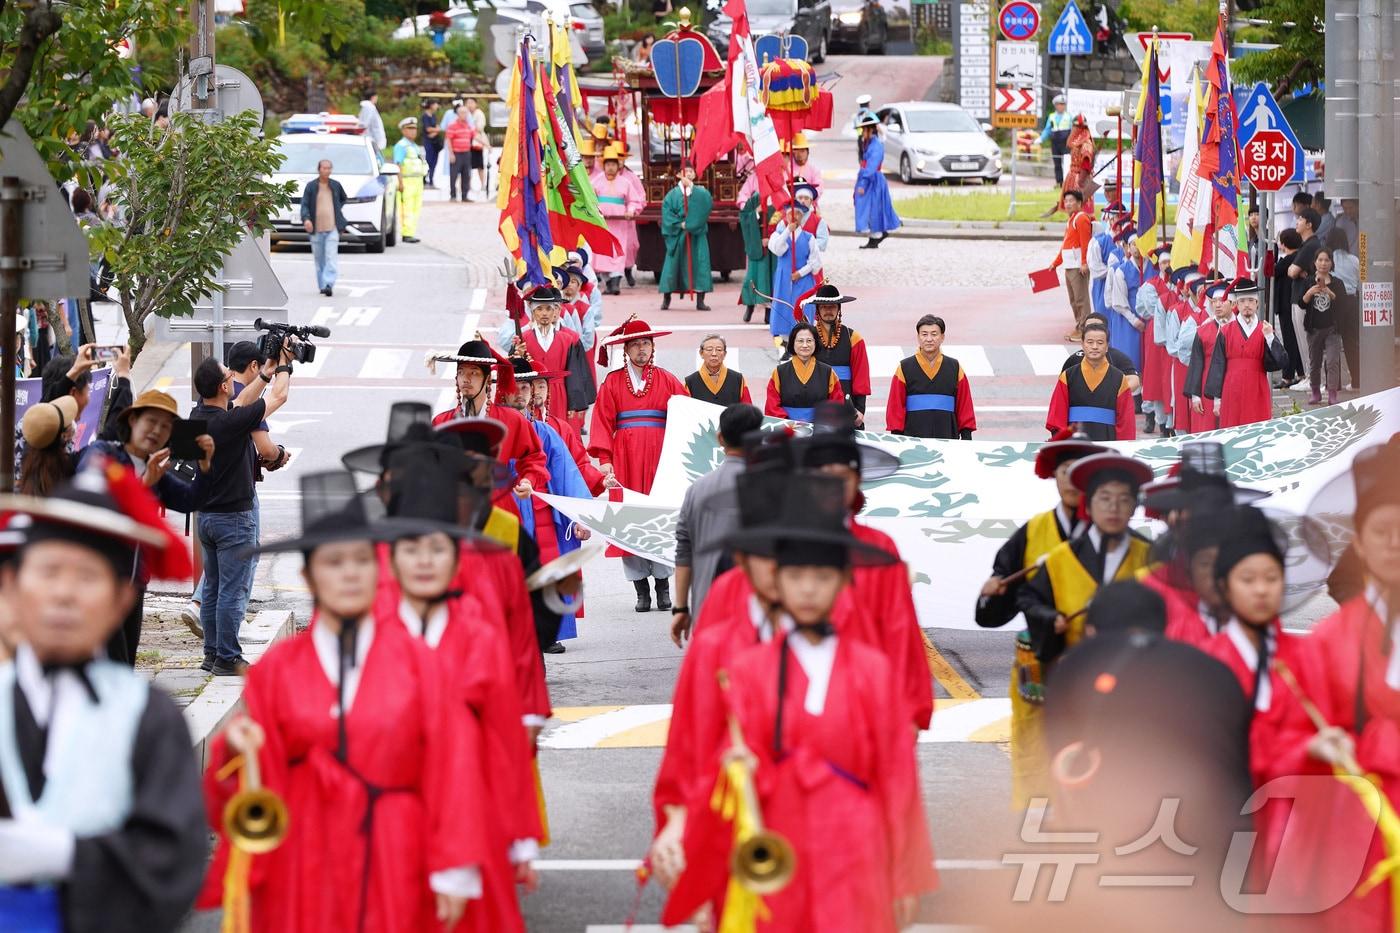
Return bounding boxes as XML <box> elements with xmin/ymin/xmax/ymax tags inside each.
<box><xmin>1044</xmin><ymin>535</ymin><xmax>1151</xmax><ymax>646</ymax></box>
<box><xmin>483</xmin><ymin>506</ymin><xmax>521</xmax><ymax>551</ymax></box>
<box><xmin>1024</xmin><ymin>509</ymin><xmax>1068</xmax><ymax>570</ymax></box>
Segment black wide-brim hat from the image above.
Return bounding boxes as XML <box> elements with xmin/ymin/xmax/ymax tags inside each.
<box><xmin>718</xmin><ymin>473</ymin><xmax>898</xmax><ymax>567</ymax></box>
<box><xmin>1143</xmin><ymin>473</ymin><xmax>1269</xmax><ymax>513</ymax></box>
<box><xmin>341</xmin><ymin>401</ymin><xmax>435</xmax><ymax>475</ymax></box>
<box><xmin>374</xmin><ymin>450</ymin><xmax>504</xmax><ymax>550</ymax></box>
<box><xmin>799</xmin><ymin>283</ymin><xmax>856</xmax><ymax>308</ymax></box>
<box><xmin>248</xmin><ymin>470</ymin><xmax>441</xmax><ymax>555</ymax></box>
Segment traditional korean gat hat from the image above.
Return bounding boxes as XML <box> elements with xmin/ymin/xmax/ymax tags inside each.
<box><xmin>723</xmin><ymin>472</ymin><xmax>897</xmax><ymax>568</ymax></box>
<box><xmin>1142</xmin><ymin>441</ymin><xmax>1268</xmax><ymax>514</ymax></box>
<box><xmin>792</xmin><ymin>401</ymin><xmax>901</xmax><ymax>481</ymax></box>
<box><xmin>596</xmin><ymin>314</ymin><xmax>671</xmax><ymax>366</ymax></box>
<box><xmin>252</xmin><ymin>470</ymin><xmax>424</xmax><ymax>555</ymax></box>
<box><xmin>799</xmin><ymin>283</ymin><xmax>856</xmax><ymax>308</ymax></box>
<box><xmin>426</xmin><ymin>336</ymin><xmax>517</xmax><ymax>398</ymax></box>
<box><xmin>341</xmin><ymin>401</ymin><xmax>434</xmax><ymax>475</ymax></box>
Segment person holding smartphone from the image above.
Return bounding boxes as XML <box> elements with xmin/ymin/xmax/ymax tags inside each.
<box><xmin>77</xmin><ymin>389</ymin><xmax>214</xmax><ymax>665</ymax></box>
<box><xmin>1302</xmin><ymin>248</ymin><xmax>1344</xmax><ymax>406</ymax></box>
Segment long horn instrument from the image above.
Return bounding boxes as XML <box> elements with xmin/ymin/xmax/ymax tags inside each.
<box><xmin>223</xmin><ymin>741</ymin><xmax>290</xmax><ymax>854</ymax></box>
<box><xmin>717</xmin><ymin>670</ymin><xmax>796</xmax><ymax>895</ymax></box>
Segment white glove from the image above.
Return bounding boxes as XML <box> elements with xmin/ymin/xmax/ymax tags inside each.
<box><xmin>0</xmin><ymin>818</ymin><xmax>75</xmax><ymax>883</ymax></box>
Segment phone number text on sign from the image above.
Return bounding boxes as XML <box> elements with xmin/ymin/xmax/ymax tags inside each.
<box><xmin>1362</xmin><ymin>281</ymin><xmax>1394</xmax><ymax>328</ymax></box>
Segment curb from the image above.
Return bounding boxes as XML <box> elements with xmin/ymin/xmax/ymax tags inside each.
<box><xmin>184</xmin><ymin>609</ymin><xmax>296</xmax><ymax>770</ymax></box>
<box><xmin>830</xmin><ymin>224</ymin><xmax>1062</xmax><ymax>242</ymax></box>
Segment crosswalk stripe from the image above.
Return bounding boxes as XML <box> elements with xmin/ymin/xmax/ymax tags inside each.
<box><xmin>458</xmin><ymin>311</ymin><xmax>481</xmax><ymax>345</ymax></box>
<box><xmin>540</xmin><ymin>698</ymin><xmax>1011</xmax><ymax>749</ymax></box>
<box><xmin>942</xmin><ymin>344</ymin><xmax>994</xmax><ymax>378</ymax></box>
<box><xmin>357</xmin><ymin>348</ymin><xmax>414</xmax><ymax>380</ymax></box>
<box><xmin>468</xmin><ymin>288</ymin><xmax>487</xmax><ymax>312</ymax></box>
<box><xmin>1024</xmin><ymin>343</ymin><xmax>1072</xmax><ymax>376</ymax></box>
<box><xmin>296</xmin><ymin>348</ymin><xmax>331</xmax><ymax>379</ymax></box>
<box><xmin>864</xmin><ymin>343</ymin><xmax>906</xmax><ymax>377</ymax></box>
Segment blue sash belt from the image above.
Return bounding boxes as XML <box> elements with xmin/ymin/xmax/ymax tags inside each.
<box><xmin>617</xmin><ymin>409</ymin><xmax>666</xmax><ymax>430</ymax></box>
<box><xmin>831</xmin><ymin>365</ymin><xmax>852</xmax><ymax>381</ymax></box>
<box><xmin>598</xmin><ymin>195</ymin><xmax>625</xmax><ymax>205</ymax></box>
<box><xmin>1068</xmin><ymin>405</ymin><xmax>1116</xmax><ymax>426</ymax></box>
<box><xmin>907</xmin><ymin>393</ymin><xmax>955</xmax><ymax>413</ymax></box>
<box><xmin>0</xmin><ymin>886</ymin><xmax>61</xmax><ymax>933</ymax></box>
<box><xmin>783</xmin><ymin>406</ymin><xmax>815</xmax><ymax>422</ymax></box>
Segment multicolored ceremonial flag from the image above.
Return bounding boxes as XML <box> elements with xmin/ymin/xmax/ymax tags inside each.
<box><xmin>1132</xmin><ymin>38</ymin><xmax>1164</xmax><ymax>255</ymax></box>
<box><xmin>497</xmin><ymin>41</ymin><xmax>556</xmax><ymax>286</ymax></box>
<box><xmin>1196</xmin><ymin>16</ymin><xmax>1242</xmax><ymax>274</ymax></box>
<box><xmin>1172</xmin><ymin>67</ymin><xmax>1211</xmax><ymax>271</ymax></box>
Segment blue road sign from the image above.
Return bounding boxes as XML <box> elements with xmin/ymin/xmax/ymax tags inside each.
<box><xmin>1236</xmin><ymin>81</ymin><xmax>1305</xmax><ymax>184</ymax></box>
<box><xmin>1047</xmin><ymin>0</ymin><xmax>1093</xmax><ymax>56</ymax></box>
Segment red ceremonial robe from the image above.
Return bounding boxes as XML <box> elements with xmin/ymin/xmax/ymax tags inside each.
<box><xmin>1140</xmin><ymin>281</ymin><xmax>1166</xmax><ymax>411</ymax></box>
<box><xmin>545</xmin><ymin>411</ymin><xmax>607</xmax><ymax>495</ymax></box>
<box><xmin>1284</xmin><ymin>596</ymin><xmax>1400</xmax><ymax>931</ymax></box>
<box><xmin>432</xmin><ymin>403</ymin><xmax>549</xmax><ymax>508</ymax></box>
<box><xmin>1202</xmin><ymin>622</ymin><xmax>1317</xmax><ymax>895</ymax></box>
<box><xmin>663</xmin><ymin>634</ymin><xmax>939</xmax><ymax>931</ymax></box>
<box><xmin>1205</xmin><ymin>319</ymin><xmax>1283</xmax><ymax>429</ymax></box>
<box><xmin>1169</xmin><ymin>298</ymin><xmax>1194</xmax><ymax>432</ymax></box>
<box><xmin>1140</xmin><ymin>568</ymin><xmax>1216</xmax><ymax>648</ymax></box>
<box><xmin>519</xmin><ymin>325</ymin><xmax>582</xmax><ymax>421</ymax></box>
<box><xmin>373</xmin><ymin>542</ymin><xmax>549</xmax><ymax>722</ymax></box>
<box><xmin>199</xmin><ymin>622</ymin><xmax>490</xmax><ymax>933</ymax></box>
<box><xmin>884</xmin><ymin>352</ymin><xmax>977</xmax><ymax>438</ymax></box>
<box><xmin>1188</xmin><ymin>316</ymin><xmax>1224</xmax><ymax>433</ymax></box>
<box><xmin>385</xmin><ymin>600</ymin><xmax>541</xmax><ymax>933</ymax></box>
<box><xmin>588</xmin><ymin>364</ymin><xmax>688</xmax><ymax>494</ymax></box>
<box><xmin>850</xmin><ymin>520</ymin><xmax>935</xmax><ymax>731</ymax></box>
<box><xmin>1044</xmin><ymin>360</ymin><xmax>1137</xmax><ymax>441</ymax></box>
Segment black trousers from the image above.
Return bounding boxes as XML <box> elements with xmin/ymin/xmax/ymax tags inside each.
<box><xmin>106</xmin><ymin>587</ymin><xmax>145</xmax><ymax>666</ymax></box>
<box><xmin>1050</xmin><ymin>130</ymin><xmax>1071</xmax><ymax>185</ymax></box>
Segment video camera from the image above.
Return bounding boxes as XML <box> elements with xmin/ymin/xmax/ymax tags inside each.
<box><xmin>254</xmin><ymin>318</ymin><xmax>330</xmax><ymax>365</ymax></box>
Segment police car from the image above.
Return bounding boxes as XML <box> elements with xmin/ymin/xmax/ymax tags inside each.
<box><xmin>270</xmin><ymin>113</ymin><xmax>400</xmax><ymax>252</ymax></box>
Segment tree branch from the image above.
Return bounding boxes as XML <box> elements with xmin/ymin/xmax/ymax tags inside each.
<box><xmin>0</xmin><ymin>6</ymin><xmax>63</xmax><ymax>128</ymax></box>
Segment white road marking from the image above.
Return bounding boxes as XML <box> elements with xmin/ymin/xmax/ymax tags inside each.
<box><xmin>941</xmin><ymin>344</ymin><xmax>993</xmax><ymax>378</ymax></box>
<box><xmin>458</xmin><ymin>311</ymin><xmax>482</xmax><ymax>346</ymax></box>
<box><xmin>308</xmin><ymin>305</ymin><xmax>338</xmax><ymax>328</ymax></box>
<box><xmin>357</xmin><ymin>348</ymin><xmax>413</xmax><ymax>380</ymax></box>
<box><xmin>541</xmin><ymin>704</ymin><xmax>672</xmax><ymax>749</ymax></box>
<box><xmin>338</xmin><ymin>306</ymin><xmax>381</xmax><ymax>327</ymax></box>
<box><xmin>915</xmin><ymin>698</ymin><xmax>1011</xmax><ymax>743</ymax></box>
<box><xmin>864</xmin><ymin>343</ymin><xmax>906</xmax><ymax>376</ymax></box>
<box><xmin>469</xmin><ymin>287</ymin><xmax>487</xmax><ymax>311</ymax></box>
<box><xmin>295</xmin><ymin>348</ymin><xmax>331</xmax><ymax>378</ymax></box>
<box><xmin>657</xmin><ymin>323</ymin><xmax>770</xmax><ymax>332</ymax></box>
<box><xmin>1024</xmin><ymin>344</ymin><xmax>1072</xmax><ymax>376</ymax></box>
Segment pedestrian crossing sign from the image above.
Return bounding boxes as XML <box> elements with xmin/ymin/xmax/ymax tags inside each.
<box><xmin>1047</xmin><ymin>0</ymin><xmax>1093</xmax><ymax>56</ymax></box>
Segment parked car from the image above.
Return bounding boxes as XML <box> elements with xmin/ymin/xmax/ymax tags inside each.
<box><xmin>570</xmin><ymin>2</ymin><xmax>607</xmax><ymax>63</ymax></box>
<box><xmin>392</xmin><ymin>4</ymin><xmax>476</xmax><ymax>40</ymax></box>
<box><xmin>707</xmin><ymin>0</ymin><xmax>833</xmax><ymax>62</ymax></box>
<box><xmin>270</xmin><ymin>121</ymin><xmax>400</xmax><ymax>252</ymax></box>
<box><xmin>876</xmin><ymin>102</ymin><xmax>1003</xmax><ymax>185</ymax></box>
<box><xmin>830</xmin><ymin>0</ymin><xmax>887</xmax><ymax>54</ymax></box>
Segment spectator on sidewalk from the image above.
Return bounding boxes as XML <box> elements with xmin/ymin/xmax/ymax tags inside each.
<box><xmin>357</xmin><ymin>88</ymin><xmax>387</xmax><ymax>153</ymax></box>
<box><xmin>190</xmin><ymin>349</ymin><xmax>292</xmax><ymax>676</ymax></box>
<box><xmin>420</xmin><ymin>99</ymin><xmax>442</xmax><ymax>188</ymax></box>
<box><xmin>17</xmin><ymin>396</ymin><xmax>79</xmax><ymax>496</ymax></box>
<box><xmin>79</xmin><ymin>390</ymin><xmax>215</xmax><ymax>665</ymax></box>
<box><xmin>13</xmin><ymin>346</ymin><xmax>103</xmax><ymax>487</ymax></box>
<box><xmin>444</xmin><ymin>102</ymin><xmax>475</xmax><ymax>201</ymax></box>
<box><xmin>300</xmin><ymin>159</ymin><xmax>347</xmax><ymax>298</ymax></box>
<box><xmin>465</xmin><ymin>97</ymin><xmax>489</xmax><ymax>196</ymax></box>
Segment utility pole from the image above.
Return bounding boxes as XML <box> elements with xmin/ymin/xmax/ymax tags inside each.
<box><xmin>1356</xmin><ymin>0</ymin><xmax>1394</xmax><ymax>394</ymax></box>
<box><xmin>1325</xmin><ymin>0</ymin><xmax>1359</xmax><ymax>203</ymax></box>
<box><xmin>187</xmin><ymin>0</ymin><xmax>225</xmax><ymax>372</ymax></box>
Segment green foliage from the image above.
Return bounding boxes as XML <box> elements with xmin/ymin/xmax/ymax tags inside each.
<box><xmin>0</xmin><ymin>1</ymin><xmax>189</xmax><ymax>185</ymax></box>
<box><xmin>1115</xmin><ymin>0</ymin><xmax>1220</xmax><ymax>38</ymax></box>
<box><xmin>1231</xmin><ymin>0</ymin><xmax>1325</xmax><ymax>91</ymax></box>
<box><xmin>242</xmin><ymin>0</ymin><xmax>367</xmax><ymax>52</ymax></box>
<box><xmin>441</xmin><ymin>33</ymin><xmax>483</xmax><ymax>72</ymax></box>
<box><xmin>603</xmin><ymin>9</ymin><xmax>667</xmax><ymax>41</ymax></box>
<box><xmin>915</xmin><ymin>27</ymin><xmax>952</xmax><ymax>56</ymax></box>
<box><xmin>91</xmin><ymin>112</ymin><xmax>295</xmax><ymax>359</ymax></box>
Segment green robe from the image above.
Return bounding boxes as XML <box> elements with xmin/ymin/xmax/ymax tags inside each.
<box><xmin>658</xmin><ymin>183</ymin><xmax>713</xmax><ymax>295</ymax></box>
<box><xmin>738</xmin><ymin>192</ymin><xmax>772</xmax><ymax>307</ymax></box>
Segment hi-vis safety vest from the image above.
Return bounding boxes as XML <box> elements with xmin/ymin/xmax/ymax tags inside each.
<box><xmin>398</xmin><ymin>142</ymin><xmax>428</xmax><ymax>180</ymax></box>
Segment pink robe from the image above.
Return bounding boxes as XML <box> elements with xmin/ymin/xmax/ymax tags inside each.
<box><xmin>591</xmin><ymin>169</ymin><xmax>644</xmax><ymax>276</ymax></box>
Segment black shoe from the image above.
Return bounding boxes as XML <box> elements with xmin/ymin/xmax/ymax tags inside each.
<box><xmin>1144</xmin><ymin>412</ymin><xmax>1156</xmax><ymax>433</ymax></box>
<box><xmin>633</xmin><ymin>579</ymin><xmax>652</xmax><ymax>613</ymax></box>
<box><xmin>743</xmin><ymin>305</ymin><xmax>754</xmax><ymax>323</ymax></box>
<box><xmin>625</xmin><ymin>267</ymin><xmax>636</xmax><ymax>287</ymax></box>
<box><xmin>859</xmin><ymin>237</ymin><xmax>879</xmax><ymax>249</ymax></box>
<box><xmin>403</xmin><ymin>235</ymin><xmax>420</xmax><ymax>243</ymax></box>
<box><xmin>321</xmin><ymin>286</ymin><xmax>331</xmax><ymax>297</ymax></box>
<box><xmin>763</xmin><ymin>306</ymin><xmax>770</xmax><ymax>325</ymax></box>
<box><xmin>210</xmin><ymin>658</ymin><xmax>247</xmax><ymax>677</ymax></box>
<box><xmin>696</xmin><ymin>297</ymin><xmax>710</xmax><ymax>311</ymax></box>
<box><xmin>543</xmin><ymin>641</ymin><xmax>566</xmax><ymax>654</ymax></box>
<box><xmin>661</xmin><ymin>293</ymin><xmax>672</xmax><ymax>310</ymax></box>
<box><xmin>876</xmin><ymin>232</ymin><xmax>889</xmax><ymax>244</ymax></box>
<box><xmin>1161</xmin><ymin>427</ymin><xmax>1176</xmax><ymax>438</ymax></box>
<box><xmin>654</xmin><ymin>578</ymin><xmax>671</xmax><ymax>612</ymax></box>
<box><xmin>200</xmin><ymin>656</ymin><xmax>214</xmax><ymax>672</ymax></box>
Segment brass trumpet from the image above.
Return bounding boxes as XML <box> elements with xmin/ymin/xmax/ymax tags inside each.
<box><xmin>224</xmin><ymin>742</ymin><xmax>289</xmax><ymax>855</ymax></box>
<box><xmin>718</xmin><ymin>671</ymin><xmax>796</xmax><ymax>895</ymax></box>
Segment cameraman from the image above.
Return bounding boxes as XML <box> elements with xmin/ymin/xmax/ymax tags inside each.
<box><xmin>190</xmin><ymin>346</ymin><xmax>293</xmax><ymax>676</ymax></box>
<box><xmin>79</xmin><ymin>389</ymin><xmax>215</xmax><ymax>665</ymax></box>
<box><xmin>182</xmin><ymin>341</ymin><xmax>290</xmax><ymax>635</ymax></box>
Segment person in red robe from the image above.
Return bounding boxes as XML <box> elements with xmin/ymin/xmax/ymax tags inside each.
<box><xmin>793</xmin><ymin>401</ymin><xmax>933</xmax><ymax>731</ymax></box>
<box><xmin>500</xmin><ymin>282</ymin><xmax>596</xmax><ymax>425</ymax></box>
<box><xmin>343</xmin><ymin>408</ymin><xmax>553</xmax><ymax>732</ymax></box>
<box><xmin>430</xmin><ymin>338</ymin><xmax>549</xmax><ymax>510</ymax></box>
<box><xmin>1203</xmin><ymin>280</ymin><xmax>1287</xmax><ymax>428</ymax></box>
<box><xmin>1045</xmin><ymin>322</ymin><xmax>1137</xmax><ymax>441</ymax></box>
<box><xmin>589</xmin><ymin>316</ymin><xmax>689</xmax><ymax>611</ymax></box>
<box><xmin>199</xmin><ymin>470</ymin><xmax>491</xmax><ymax>933</ymax></box>
<box><xmin>1184</xmin><ymin>280</ymin><xmax>1236</xmax><ymax>433</ymax></box>
<box><xmin>378</xmin><ymin>453</ymin><xmax>543</xmax><ymax>931</ymax></box>
<box><xmin>1200</xmin><ymin>505</ymin><xmax>1318</xmax><ymax>900</ymax></box>
<box><xmin>662</xmin><ymin>474</ymin><xmax>938</xmax><ymax>932</ymax></box>
<box><xmin>1281</xmin><ymin>437</ymin><xmax>1400</xmax><ymax>930</ymax></box>
<box><xmin>527</xmin><ymin>358</ymin><xmax>607</xmax><ymax>495</ymax></box>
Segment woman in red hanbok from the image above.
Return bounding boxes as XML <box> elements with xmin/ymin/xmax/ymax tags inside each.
<box><xmin>663</xmin><ymin>474</ymin><xmax>937</xmax><ymax>932</ymax></box>
<box><xmin>379</xmin><ymin>455</ymin><xmax>543</xmax><ymax>933</ymax></box>
<box><xmin>199</xmin><ymin>470</ymin><xmax>490</xmax><ymax>933</ymax></box>
<box><xmin>1203</xmin><ymin>280</ymin><xmax>1288</xmax><ymax>428</ymax></box>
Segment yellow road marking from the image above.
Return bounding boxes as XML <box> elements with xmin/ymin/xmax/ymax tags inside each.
<box><xmin>923</xmin><ymin>629</ymin><xmax>979</xmax><ymax>700</ymax></box>
<box><xmin>155</xmin><ymin>376</ymin><xmax>173</xmax><ymax>389</ymax></box>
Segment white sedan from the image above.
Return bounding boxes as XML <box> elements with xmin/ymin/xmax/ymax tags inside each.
<box><xmin>877</xmin><ymin>102</ymin><xmax>1004</xmax><ymax>185</ymax></box>
<box><xmin>270</xmin><ymin>132</ymin><xmax>400</xmax><ymax>252</ymax></box>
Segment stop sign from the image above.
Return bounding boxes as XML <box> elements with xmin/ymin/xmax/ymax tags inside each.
<box><xmin>1240</xmin><ymin>128</ymin><xmax>1296</xmax><ymax>192</ymax></box>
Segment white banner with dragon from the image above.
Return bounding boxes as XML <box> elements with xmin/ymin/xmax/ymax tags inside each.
<box><xmin>542</xmin><ymin>390</ymin><xmax>1400</xmax><ymax>630</ymax></box>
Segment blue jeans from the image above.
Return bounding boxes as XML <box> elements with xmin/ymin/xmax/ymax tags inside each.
<box><xmin>198</xmin><ymin>510</ymin><xmax>258</xmax><ymax>663</ymax></box>
<box><xmin>309</xmin><ymin>230</ymin><xmax>339</xmax><ymax>290</ymax></box>
<box><xmin>194</xmin><ymin>495</ymin><xmax>259</xmax><ymax>606</ymax></box>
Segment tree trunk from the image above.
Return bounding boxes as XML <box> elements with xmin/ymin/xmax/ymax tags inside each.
<box><xmin>47</xmin><ymin>298</ymin><xmax>72</xmax><ymax>353</ymax></box>
<box><xmin>122</xmin><ymin>295</ymin><xmax>148</xmax><ymax>364</ymax></box>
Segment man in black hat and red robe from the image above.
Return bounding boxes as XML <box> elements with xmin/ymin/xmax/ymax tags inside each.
<box><xmin>806</xmin><ymin>284</ymin><xmax>872</xmax><ymax>424</ymax></box>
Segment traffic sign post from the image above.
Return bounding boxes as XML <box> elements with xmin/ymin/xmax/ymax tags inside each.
<box><xmin>1236</xmin><ymin>81</ymin><xmax>1305</xmax><ymax>187</ymax></box>
<box><xmin>997</xmin><ymin>1</ymin><xmax>1039</xmax><ymax>41</ymax></box>
<box><xmin>1047</xmin><ymin>0</ymin><xmax>1093</xmax><ymax>106</ymax></box>
<box><xmin>1239</xmin><ymin>128</ymin><xmax>1295</xmax><ymax>192</ymax></box>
